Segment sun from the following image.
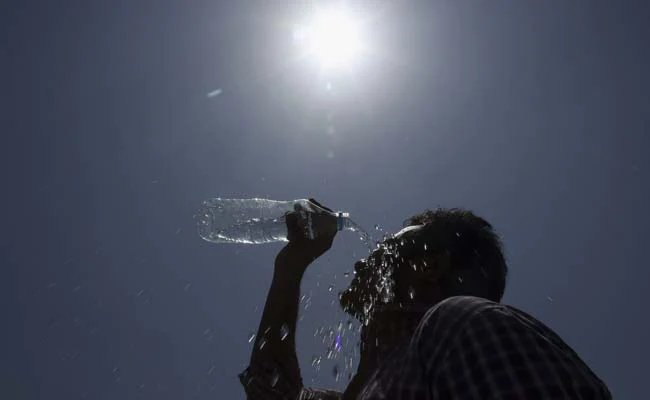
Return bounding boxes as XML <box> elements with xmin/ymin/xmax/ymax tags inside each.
<box><xmin>294</xmin><ymin>6</ymin><xmax>366</xmax><ymax>70</ymax></box>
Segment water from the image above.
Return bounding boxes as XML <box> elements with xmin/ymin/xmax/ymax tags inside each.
<box><xmin>196</xmin><ymin>198</ymin><xmax>296</xmax><ymax>244</ymax></box>
<box><xmin>201</xmin><ymin>216</ymin><xmax>289</xmax><ymax>244</ymax></box>
<box><xmin>280</xmin><ymin>324</ymin><xmax>290</xmax><ymax>341</ymax></box>
<box><xmin>233</xmin><ymin>210</ymin><xmax>379</xmax><ymax>384</ymax></box>
<box><xmin>196</xmin><ymin>198</ymin><xmax>363</xmax><ymax>244</ymax></box>
<box><xmin>346</xmin><ymin>219</ymin><xmax>377</xmax><ymax>250</ymax></box>
<box><xmin>308</xmin><ymin>316</ymin><xmax>360</xmax><ymax>385</ymax></box>
<box><xmin>301</xmin><ymin>221</ymin><xmax>388</xmax><ymax>382</ymax></box>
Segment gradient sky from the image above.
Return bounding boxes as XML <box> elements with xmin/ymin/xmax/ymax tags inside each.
<box><xmin>3</xmin><ymin>1</ymin><xmax>649</xmax><ymax>398</ymax></box>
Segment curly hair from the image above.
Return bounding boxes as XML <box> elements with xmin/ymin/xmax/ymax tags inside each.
<box><xmin>404</xmin><ymin>208</ymin><xmax>508</xmax><ymax>302</ymax></box>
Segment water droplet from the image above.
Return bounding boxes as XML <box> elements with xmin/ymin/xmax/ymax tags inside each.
<box><xmin>546</xmin><ymin>296</ymin><xmax>554</xmax><ymax>302</ymax></box>
<box><xmin>455</xmin><ymin>232</ymin><xmax>461</xmax><ymax>237</ymax></box>
<box><xmin>333</xmin><ymin>365</ymin><xmax>341</xmax><ymax>381</ymax></box>
<box><xmin>328</xmin><ymin>285</ymin><xmax>335</xmax><ymax>292</ymax></box>
<box><xmin>408</xmin><ymin>286</ymin><xmax>416</xmax><ymax>300</ymax></box>
<box><xmin>334</xmin><ymin>334</ymin><xmax>342</xmax><ymax>350</ymax></box>
<box><xmin>458</xmin><ymin>276</ymin><xmax>464</xmax><ymax>284</ymax></box>
<box><xmin>280</xmin><ymin>324</ymin><xmax>290</xmax><ymax>341</ymax></box>
<box><xmin>248</xmin><ymin>333</ymin><xmax>256</xmax><ymax>343</ymax></box>
<box><xmin>343</xmin><ymin>271</ymin><xmax>350</xmax><ymax>277</ymax></box>
<box><xmin>270</xmin><ymin>371</ymin><xmax>279</xmax><ymax>387</ymax></box>
<box><xmin>258</xmin><ymin>337</ymin><xmax>267</xmax><ymax>349</ymax></box>
<box><xmin>423</xmin><ymin>243</ymin><xmax>428</xmax><ymax>251</ymax></box>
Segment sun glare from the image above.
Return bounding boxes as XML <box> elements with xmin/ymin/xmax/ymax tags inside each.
<box><xmin>294</xmin><ymin>6</ymin><xmax>365</xmax><ymax>70</ymax></box>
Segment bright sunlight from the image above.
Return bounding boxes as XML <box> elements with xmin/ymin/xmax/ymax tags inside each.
<box><xmin>293</xmin><ymin>5</ymin><xmax>366</xmax><ymax>71</ymax></box>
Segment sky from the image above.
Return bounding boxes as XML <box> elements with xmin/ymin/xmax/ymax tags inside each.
<box><xmin>2</xmin><ymin>0</ymin><xmax>650</xmax><ymax>398</ymax></box>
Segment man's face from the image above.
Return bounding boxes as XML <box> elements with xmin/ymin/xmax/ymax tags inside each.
<box><xmin>339</xmin><ymin>225</ymin><xmax>436</xmax><ymax>320</ymax></box>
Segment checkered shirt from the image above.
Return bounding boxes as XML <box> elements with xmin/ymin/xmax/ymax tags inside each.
<box><xmin>240</xmin><ymin>296</ymin><xmax>611</xmax><ymax>399</ymax></box>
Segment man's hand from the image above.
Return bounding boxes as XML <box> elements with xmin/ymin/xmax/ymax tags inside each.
<box><xmin>277</xmin><ymin>199</ymin><xmax>339</xmax><ymax>272</ymax></box>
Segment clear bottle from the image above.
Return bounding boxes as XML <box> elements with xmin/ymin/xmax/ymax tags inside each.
<box><xmin>196</xmin><ymin>198</ymin><xmax>354</xmax><ymax>244</ymax></box>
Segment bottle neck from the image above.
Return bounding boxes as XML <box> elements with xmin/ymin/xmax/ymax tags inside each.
<box><xmin>337</xmin><ymin>212</ymin><xmax>352</xmax><ymax>231</ymax></box>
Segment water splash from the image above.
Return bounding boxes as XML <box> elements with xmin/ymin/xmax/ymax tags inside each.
<box><xmin>206</xmin><ymin>88</ymin><xmax>222</xmax><ymax>98</ymax></box>
<box><xmin>311</xmin><ymin>355</ymin><xmax>322</xmax><ymax>370</ymax></box>
<box><xmin>333</xmin><ymin>364</ymin><xmax>341</xmax><ymax>382</ymax></box>
<box><xmin>270</xmin><ymin>371</ymin><xmax>279</xmax><ymax>387</ymax></box>
<box><xmin>408</xmin><ymin>286</ymin><xmax>416</xmax><ymax>300</ymax></box>
<box><xmin>334</xmin><ymin>334</ymin><xmax>342</xmax><ymax>351</ymax></box>
<box><xmin>280</xmin><ymin>324</ymin><xmax>290</xmax><ymax>341</ymax></box>
<box><xmin>346</xmin><ymin>219</ymin><xmax>377</xmax><ymax>250</ymax></box>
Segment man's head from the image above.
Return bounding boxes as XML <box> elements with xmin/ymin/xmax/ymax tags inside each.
<box><xmin>339</xmin><ymin>208</ymin><xmax>507</xmax><ymax>321</ymax></box>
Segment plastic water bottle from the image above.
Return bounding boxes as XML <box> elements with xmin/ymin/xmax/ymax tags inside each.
<box><xmin>196</xmin><ymin>198</ymin><xmax>354</xmax><ymax>244</ymax></box>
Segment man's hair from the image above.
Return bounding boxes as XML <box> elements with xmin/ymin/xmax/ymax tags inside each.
<box><xmin>404</xmin><ymin>208</ymin><xmax>507</xmax><ymax>302</ymax></box>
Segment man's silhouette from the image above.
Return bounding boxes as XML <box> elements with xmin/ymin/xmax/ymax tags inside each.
<box><xmin>240</xmin><ymin>201</ymin><xmax>611</xmax><ymax>399</ymax></box>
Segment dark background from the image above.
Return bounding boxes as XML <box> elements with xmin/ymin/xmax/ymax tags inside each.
<box><xmin>3</xmin><ymin>0</ymin><xmax>649</xmax><ymax>398</ymax></box>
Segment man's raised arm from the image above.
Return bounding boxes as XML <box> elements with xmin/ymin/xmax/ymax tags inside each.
<box><xmin>240</xmin><ymin>203</ymin><xmax>341</xmax><ymax>400</ymax></box>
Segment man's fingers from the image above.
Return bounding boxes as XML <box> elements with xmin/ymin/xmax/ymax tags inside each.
<box><xmin>286</xmin><ymin>200</ymin><xmax>338</xmax><ymax>245</ymax></box>
<box><xmin>285</xmin><ymin>210</ymin><xmax>302</xmax><ymax>242</ymax></box>
<box><xmin>308</xmin><ymin>198</ymin><xmax>334</xmax><ymax>213</ymax></box>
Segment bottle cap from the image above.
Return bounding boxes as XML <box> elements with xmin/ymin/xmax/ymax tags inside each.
<box><xmin>336</xmin><ymin>212</ymin><xmax>350</xmax><ymax>231</ymax></box>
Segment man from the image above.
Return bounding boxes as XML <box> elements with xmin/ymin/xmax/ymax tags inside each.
<box><xmin>240</xmin><ymin>201</ymin><xmax>611</xmax><ymax>399</ymax></box>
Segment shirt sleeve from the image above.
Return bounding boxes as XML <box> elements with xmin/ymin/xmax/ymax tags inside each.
<box><xmin>417</xmin><ymin>296</ymin><xmax>612</xmax><ymax>399</ymax></box>
<box><xmin>239</xmin><ymin>361</ymin><xmax>342</xmax><ymax>400</ymax></box>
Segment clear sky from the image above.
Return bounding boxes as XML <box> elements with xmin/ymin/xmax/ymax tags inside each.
<box><xmin>3</xmin><ymin>0</ymin><xmax>649</xmax><ymax>398</ymax></box>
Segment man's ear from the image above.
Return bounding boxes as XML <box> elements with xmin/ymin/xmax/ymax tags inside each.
<box><xmin>403</xmin><ymin>252</ymin><xmax>451</xmax><ymax>305</ymax></box>
<box><xmin>425</xmin><ymin>251</ymin><xmax>452</xmax><ymax>283</ymax></box>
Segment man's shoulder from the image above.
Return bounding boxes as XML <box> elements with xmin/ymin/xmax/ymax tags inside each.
<box><xmin>413</xmin><ymin>300</ymin><xmax>612</xmax><ymax>398</ymax></box>
<box><xmin>421</xmin><ymin>296</ymin><xmax>500</xmax><ymax>324</ymax></box>
<box><xmin>431</xmin><ymin>295</ymin><xmax>498</xmax><ymax>311</ymax></box>
<box><xmin>413</xmin><ymin>296</ymin><xmax>508</xmax><ymax>346</ymax></box>
<box><xmin>414</xmin><ymin>296</ymin><xmax>560</xmax><ymax>358</ymax></box>
<box><xmin>420</xmin><ymin>296</ymin><xmax>550</xmax><ymax>333</ymax></box>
